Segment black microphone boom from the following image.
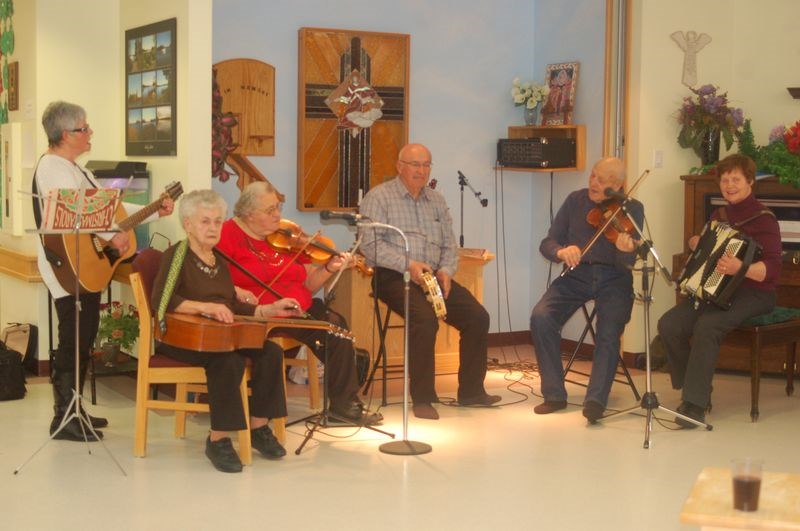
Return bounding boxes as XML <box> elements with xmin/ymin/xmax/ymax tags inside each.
<box><xmin>320</xmin><ymin>210</ymin><xmax>366</xmax><ymax>224</ymax></box>
<box><xmin>603</xmin><ymin>187</ymin><xmax>628</xmax><ymax>202</ymax></box>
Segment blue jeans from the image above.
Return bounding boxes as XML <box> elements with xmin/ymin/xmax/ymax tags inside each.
<box><xmin>530</xmin><ymin>264</ymin><xmax>634</xmax><ymax>406</ymax></box>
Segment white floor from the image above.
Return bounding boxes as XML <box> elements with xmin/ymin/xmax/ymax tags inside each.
<box><xmin>2</xmin><ymin>346</ymin><xmax>799</xmax><ymax>531</ymax></box>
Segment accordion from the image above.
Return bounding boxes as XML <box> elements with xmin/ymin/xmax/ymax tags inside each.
<box><xmin>677</xmin><ymin>220</ymin><xmax>760</xmax><ymax>309</ymax></box>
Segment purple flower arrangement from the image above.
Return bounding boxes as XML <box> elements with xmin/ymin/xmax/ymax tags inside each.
<box><xmin>677</xmin><ymin>84</ymin><xmax>745</xmax><ymax>156</ymax></box>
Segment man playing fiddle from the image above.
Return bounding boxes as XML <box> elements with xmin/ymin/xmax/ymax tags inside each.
<box><xmin>530</xmin><ymin>157</ymin><xmax>643</xmax><ymax>424</ymax></box>
<box><xmin>216</xmin><ymin>181</ymin><xmax>382</xmax><ymax>425</ymax></box>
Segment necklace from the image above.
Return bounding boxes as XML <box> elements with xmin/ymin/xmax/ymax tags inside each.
<box><xmin>192</xmin><ymin>253</ymin><xmax>219</xmax><ymax>278</ymax></box>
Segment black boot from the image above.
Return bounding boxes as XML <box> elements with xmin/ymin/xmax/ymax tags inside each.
<box><xmin>50</xmin><ymin>370</ymin><xmax>103</xmax><ymax>441</ymax></box>
<box><xmin>78</xmin><ymin>363</ymin><xmax>109</xmax><ymax>429</ymax></box>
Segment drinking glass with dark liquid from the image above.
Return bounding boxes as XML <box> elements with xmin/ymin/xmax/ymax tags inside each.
<box><xmin>731</xmin><ymin>458</ymin><xmax>763</xmax><ymax>512</ymax></box>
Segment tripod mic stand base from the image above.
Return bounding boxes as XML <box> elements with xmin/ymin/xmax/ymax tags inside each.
<box><xmin>379</xmin><ymin>440</ymin><xmax>432</xmax><ymax>455</ymax></box>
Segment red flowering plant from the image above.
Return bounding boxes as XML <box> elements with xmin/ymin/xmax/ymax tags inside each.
<box><xmin>738</xmin><ymin>119</ymin><xmax>800</xmax><ymax>187</ymax></box>
<box><xmin>97</xmin><ymin>301</ymin><xmax>140</xmax><ymax>351</ymax></box>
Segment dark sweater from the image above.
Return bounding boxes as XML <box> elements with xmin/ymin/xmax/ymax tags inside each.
<box><xmin>151</xmin><ymin>242</ymin><xmax>256</xmax><ymax>316</ymax></box>
<box><xmin>711</xmin><ymin>193</ymin><xmax>782</xmax><ymax>292</ymax></box>
<box><xmin>539</xmin><ymin>188</ymin><xmax>644</xmax><ymax>271</ymax></box>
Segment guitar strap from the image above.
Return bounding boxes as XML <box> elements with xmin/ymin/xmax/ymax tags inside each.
<box><xmin>156</xmin><ymin>239</ymin><xmax>189</xmax><ymax>333</ymax></box>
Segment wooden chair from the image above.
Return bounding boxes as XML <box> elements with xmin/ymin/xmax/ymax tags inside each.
<box><xmin>276</xmin><ymin>337</ymin><xmax>321</xmax><ymax>411</ymax></box>
<box><xmin>721</xmin><ymin>310</ymin><xmax>800</xmax><ymax>422</ymax></box>
<box><xmin>130</xmin><ymin>249</ymin><xmax>257</xmax><ymax>462</ymax></box>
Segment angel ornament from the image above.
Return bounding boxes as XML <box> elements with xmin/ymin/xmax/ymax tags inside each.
<box><xmin>670</xmin><ymin>30</ymin><xmax>712</xmax><ymax>87</ymax></box>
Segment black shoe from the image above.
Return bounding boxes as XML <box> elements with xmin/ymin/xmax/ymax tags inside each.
<box><xmin>675</xmin><ymin>401</ymin><xmax>706</xmax><ymax>429</ymax></box>
<box><xmin>582</xmin><ymin>400</ymin><xmax>605</xmax><ymax>424</ymax></box>
<box><xmin>533</xmin><ymin>400</ymin><xmax>567</xmax><ymax>414</ymax></box>
<box><xmin>205</xmin><ymin>436</ymin><xmax>243</xmax><ymax>473</ymax></box>
<box><xmin>80</xmin><ymin>406</ymin><xmax>109</xmax><ymax>429</ymax></box>
<box><xmin>50</xmin><ymin>415</ymin><xmax>103</xmax><ymax>442</ymax></box>
<box><xmin>458</xmin><ymin>393</ymin><xmax>502</xmax><ymax>407</ymax></box>
<box><xmin>330</xmin><ymin>401</ymin><xmax>384</xmax><ymax>425</ymax></box>
<box><xmin>251</xmin><ymin>425</ymin><xmax>286</xmax><ymax>459</ymax></box>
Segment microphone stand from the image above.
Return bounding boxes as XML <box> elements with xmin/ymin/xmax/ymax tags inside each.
<box><xmin>457</xmin><ymin>171</ymin><xmax>488</xmax><ymax>248</ymax></box>
<box><xmin>598</xmin><ymin>197</ymin><xmax>713</xmax><ymax>447</ymax></box>
<box><xmin>358</xmin><ymin>220</ymin><xmax>432</xmax><ymax>456</ymax></box>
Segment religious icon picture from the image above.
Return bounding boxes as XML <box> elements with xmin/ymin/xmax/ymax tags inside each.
<box><xmin>541</xmin><ymin>62</ymin><xmax>579</xmax><ymax>126</ymax></box>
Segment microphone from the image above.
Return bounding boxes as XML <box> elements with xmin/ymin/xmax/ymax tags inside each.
<box><xmin>603</xmin><ymin>187</ymin><xmax>629</xmax><ymax>203</ymax></box>
<box><xmin>319</xmin><ymin>210</ymin><xmax>367</xmax><ymax>224</ymax></box>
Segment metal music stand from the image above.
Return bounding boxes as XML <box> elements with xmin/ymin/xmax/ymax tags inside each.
<box><xmin>15</xmin><ymin>186</ymin><xmax>127</xmax><ymax>475</ymax></box>
<box><xmin>358</xmin><ymin>220</ymin><xmax>432</xmax><ymax>456</ymax></box>
<box><xmin>599</xmin><ymin>199</ymin><xmax>713</xmax><ymax>447</ymax></box>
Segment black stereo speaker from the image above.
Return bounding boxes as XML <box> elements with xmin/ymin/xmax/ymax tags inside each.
<box><xmin>497</xmin><ymin>138</ymin><xmax>577</xmax><ymax>169</ymax></box>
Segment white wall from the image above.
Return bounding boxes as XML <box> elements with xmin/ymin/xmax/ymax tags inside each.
<box><xmin>628</xmin><ymin>0</ymin><xmax>800</xmax><ymax>352</ymax></box>
<box><xmin>0</xmin><ymin>0</ymin><xmax>212</xmax><ymax>363</ymax></box>
<box><xmin>212</xmin><ymin>0</ymin><xmax>537</xmax><ymax>333</ymax></box>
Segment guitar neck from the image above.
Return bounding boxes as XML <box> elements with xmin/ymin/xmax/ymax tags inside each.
<box><xmin>117</xmin><ymin>196</ymin><xmax>164</xmax><ymax>232</ymax></box>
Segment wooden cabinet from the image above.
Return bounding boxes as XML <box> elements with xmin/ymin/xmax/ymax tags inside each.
<box><xmin>501</xmin><ymin>124</ymin><xmax>585</xmax><ymax>172</ymax></box>
<box><xmin>676</xmin><ymin>173</ymin><xmax>800</xmax><ymax>374</ymax></box>
<box><xmin>328</xmin><ymin>249</ymin><xmax>493</xmax><ymax>375</ymax></box>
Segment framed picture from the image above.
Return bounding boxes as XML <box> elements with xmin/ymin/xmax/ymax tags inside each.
<box><xmin>541</xmin><ymin>61</ymin><xmax>579</xmax><ymax>126</ymax></box>
<box><xmin>297</xmin><ymin>27</ymin><xmax>409</xmax><ymax>211</ymax></box>
<box><xmin>125</xmin><ymin>18</ymin><xmax>176</xmax><ymax>156</ymax></box>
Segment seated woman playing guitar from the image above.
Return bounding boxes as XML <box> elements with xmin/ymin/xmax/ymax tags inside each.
<box><xmin>216</xmin><ymin>181</ymin><xmax>382</xmax><ymax>425</ymax></box>
<box><xmin>657</xmin><ymin>154</ymin><xmax>782</xmax><ymax>428</ymax></box>
<box><xmin>151</xmin><ymin>190</ymin><xmax>301</xmax><ymax>473</ymax></box>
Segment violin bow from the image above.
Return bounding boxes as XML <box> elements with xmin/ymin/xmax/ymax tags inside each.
<box><xmin>323</xmin><ymin>233</ymin><xmax>364</xmax><ymax>307</ymax></box>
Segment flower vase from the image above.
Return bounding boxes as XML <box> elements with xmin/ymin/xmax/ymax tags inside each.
<box><xmin>698</xmin><ymin>128</ymin><xmax>721</xmax><ymax>166</ymax></box>
<box><xmin>102</xmin><ymin>343</ymin><xmax>121</xmax><ymax>365</ymax></box>
<box><xmin>524</xmin><ymin>104</ymin><xmax>540</xmax><ymax>126</ymax></box>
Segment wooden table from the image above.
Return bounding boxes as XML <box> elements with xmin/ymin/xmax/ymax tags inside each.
<box><xmin>681</xmin><ymin>467</ymin><xmax>800</xmax><ymax>530</ymax></box>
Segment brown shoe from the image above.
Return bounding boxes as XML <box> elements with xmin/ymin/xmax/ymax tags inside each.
<box><xmin>412</xmin><ymin>403</ymin><xmax>440</xmax><ymax>420</ymax></box>
<box><xmin>459</xmin><ymin>393</ymin><xmax>502</xmax><ymax>406</ymax></box>
<box><xmin>533</xmin><ymin>400</ymin><xmax>567</xmax><ymax>414</ymax></box>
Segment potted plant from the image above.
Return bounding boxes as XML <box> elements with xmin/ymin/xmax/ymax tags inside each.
<box><xmin>677</xmin><ymin>84</ymin><xmax>745</xmax><ymax>166</ymax></box>
<box><xmin>97</xmin><ymin>301</ymin><xmax>139</xmax><ymax>361</ymax></box>
<box><xmin>511</xmin><ymin>77</ymin><xmax>550</xmax><ymax>125</ymax></box>
<box><xmin>738</xmin><ymin>119</ymin><xmax>800</xmax><ymax>187</ymax></box>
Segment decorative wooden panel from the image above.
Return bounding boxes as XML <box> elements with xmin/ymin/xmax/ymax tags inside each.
<box><xmin>214</xmin><ymin>59</ymin><xmax>275</xmax><ymax>156</ymax></box>
<box><xmin>298</xmin><ymin>27</ymin><xmax>409</xmax><ymax>211</ymax></box>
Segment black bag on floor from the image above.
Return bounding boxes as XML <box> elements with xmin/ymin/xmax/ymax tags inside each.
<box><xmin>2</xmin><ymin>323</ymin><xmax>38</xmax><ymax>375</ymax></box>
<box><xmin>0</xmin><ymin>341</ymin><xmax>26</xmax><ymax>400</ymax></box>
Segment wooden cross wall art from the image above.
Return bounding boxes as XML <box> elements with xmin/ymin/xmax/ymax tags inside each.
<box><xmin>297</xmin><ymin>27</ymin><xmax>409</xmax><ymax>211</ymax></box>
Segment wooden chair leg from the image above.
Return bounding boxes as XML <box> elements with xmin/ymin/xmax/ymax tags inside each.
<box><xmin>787</xmin><ymin>341</ymin><xmax>797</xmax><ymax>397</ymax></box>
<box><xmin>750</xmin><ymin>333</ymin><xmax>761</xmax><ymax>422</ymax></box>
<box><xmin>272</xmin><ymin>417</ymin><xmax>286</xmax><ymax>445</ymax></box>
<box><xmin>306</xmin><ymin>352</ymin><xmax>321</xmax><ymax>410</ymax></box>
<box><xmin>133</xmin><ymin>380</ymin><xmax>150</xmax><ymax>458</ymax></box>
<box><xmin>237</xmin><ymin>374</ymin><xmax>252</xmax><ymax>466</ymax></box>
<box><xmin>175</xmin><ymin>383</ymin><xmax>189</xmax><ymax>438</ymax></box>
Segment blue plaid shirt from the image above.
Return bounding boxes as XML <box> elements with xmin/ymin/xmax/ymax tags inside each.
<box><xmin>359</xmin><ymin>177</ymin><xmax>458</xmax><ymax>276</ymax></box>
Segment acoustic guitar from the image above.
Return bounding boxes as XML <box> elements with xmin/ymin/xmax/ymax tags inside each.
<box><xmin>155</xmin><ymin>313</ymin><xmax>354</xmax><ymax>352</ymax></box>
<box><xmin>43</xmin><ymin>182</ymin><xmax>183</xmax><ymax>294</ymax></box>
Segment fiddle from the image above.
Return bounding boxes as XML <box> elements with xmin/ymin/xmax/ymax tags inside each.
<box><xmin>586</xmin><ymin>199</ymin><xmax>635</xmax><ymax>243</ymax></box>
<box><xmin>266</xmin><ymin>219</ymin><xmax>373</xmax><ymax>276</ymax></box>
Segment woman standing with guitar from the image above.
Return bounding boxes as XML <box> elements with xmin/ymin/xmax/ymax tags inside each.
<box><xmin>33</xmin><ymin>101</ymin><xmax>175</xmax><ymax>442</ymax></box>
<box><xmin>216</xmin><ymin>181</ymin><xmax>383</xmax><ymax>425</ymax></box>
<box><xmin>152</xmin><ymin>190</ymin><xmax>302</xmax><ymax>473</ymax></box>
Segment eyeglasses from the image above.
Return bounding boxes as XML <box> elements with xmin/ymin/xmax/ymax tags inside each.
<box><xmin>70</xmin><ymin>125</ymin><xmax>91</xmax><ymax>134</ymax></box>
<box><xmin>259</xmin><ymin>202</ymin><xmax>284</xmax><ymax>216</ymax></box>
<box><xmin>400</xmin><ymin>160</ymin><xmax>433</xmax><ymax>169</ymax></box>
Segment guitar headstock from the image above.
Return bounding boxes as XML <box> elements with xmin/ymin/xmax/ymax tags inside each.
<box><xmin>163</xmin><ymin>181</ymin><xmax>184</xmax><ymax>201</ymax></box>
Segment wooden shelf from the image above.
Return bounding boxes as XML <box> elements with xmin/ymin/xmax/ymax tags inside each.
<box><xmin>499</xmin><ymin>124</ymin><xmax>585</xmax><ymax>172</ymax></box>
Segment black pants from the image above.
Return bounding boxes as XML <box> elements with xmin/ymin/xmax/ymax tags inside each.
<box><xmin>155</xmin><ymin>340</ymin><xmax>287</xmax><ymax>432</ymax></box>
<box><xmin>53</xmin><ymin>292</ymin><xmax>102</xmax><ymax>373</ymax></box>
<box><xmin>374</xmin><ymin>267</ymin><xmax>490</xmax><ymax>403</ymax></box>
<box><xmin>657</xmin><ymin>287</ymin><xmax>775</xmax><ymax>408</ymax></box>
<box><xmin>273</xmin><ymin>298</ymin><xmax>359</xmax><ymax>407</ymax></box>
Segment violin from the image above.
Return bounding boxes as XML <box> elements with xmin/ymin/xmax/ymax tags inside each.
<box><xmin>586</xmin><ymin>199</ymin><xmax>635</xmax><ymax>243</ymax></box>
<box><xmin>266</xmin><ymin>219</ymin><xmax>373</xmax><ymax>276</ymax></box>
